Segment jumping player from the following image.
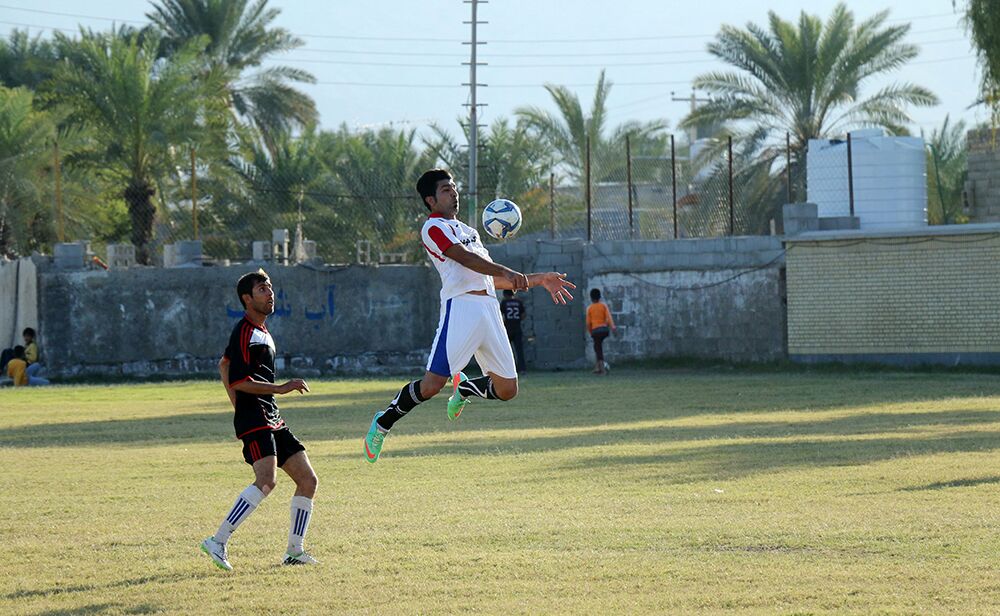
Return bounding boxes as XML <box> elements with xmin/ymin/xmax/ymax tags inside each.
<box><xmin>363</xmin><ymin>169</ymin><xmax>575</xmax><ymax>462</ymax></box>
<box><xmin>200</xmin><ymin>269</ymin><xmax>319</xmax><ymax>570</ymax></box>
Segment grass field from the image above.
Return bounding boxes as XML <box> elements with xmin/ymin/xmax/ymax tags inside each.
<box><xmin>3</xmin><ymin>368</ymin><xmax>1000</xmax><ymax>615</ymax></box>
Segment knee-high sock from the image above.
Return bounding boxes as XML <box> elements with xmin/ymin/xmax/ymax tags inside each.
<box><xmin>376</xmin><ymin>379</ymin><xmax>427</xmax><ymax>430</ymax></box>
<box><xmin>458</xmin><ymin>376</ymin><xmax>501</xmax><ymax>400</ymax></box>
<box><xmin>287</xmin><ymin>495</ymin><xmax>313</xmax><ymax>554</ymax></box>
<box><xmin>214</xmin><ymin>484</ymin><xmax>265</xmax><ymax>544</ymax></box>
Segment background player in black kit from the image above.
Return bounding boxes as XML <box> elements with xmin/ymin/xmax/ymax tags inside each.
<box><xmin>500</xmin><ymin>289</ymin><xmax>526</xmax><ymax>372</ymax></box>
<box><xmin>200</xmin><ymin>269</ymin><xmax>318</xmax><ymax>570</ymax></box>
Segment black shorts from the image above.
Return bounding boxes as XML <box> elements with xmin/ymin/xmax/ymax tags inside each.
<box><xmin>241</xmin><ymin>428</ymin><xmax>305</xmax><ymax>467</ymax></box>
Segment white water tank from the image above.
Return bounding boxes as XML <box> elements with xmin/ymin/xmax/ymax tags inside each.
<box><xmin>807</xmin><ymin>129</ymin><xmax>927</xmax><ymax>230</ymax></box>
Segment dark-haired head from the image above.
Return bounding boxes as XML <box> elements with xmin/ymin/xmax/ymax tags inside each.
<box><xmin>237</xmin><ymin>269</ymin><xmax>270</xmax><ymax>309</ymax></box>
<box><xmin>590</xmin><ymin>288</ymin><xmax>601</xmax><ymax>302</ymax></box>
<box><xmin>416</xmin><ymin>168</ymin><xmax>453</xmax><ymax>211</ymax></box>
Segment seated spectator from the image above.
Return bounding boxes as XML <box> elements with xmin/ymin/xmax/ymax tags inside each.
<box><xmin>22</xmin><ymin>327</ymin><xmax>46</xmax><ymax>380</ymax></box>
<box><xmin>6</xmin><ymin>345</ymin><xmax>49</xmax><ymax>386</ymax></box>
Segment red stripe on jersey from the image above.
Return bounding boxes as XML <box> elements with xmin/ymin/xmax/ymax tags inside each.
<box><xmin>241</xmin><ymin>321</ymin><xmax>252</xmax><ymax>364</ymax></box>
<box><xmin>422</xmin><ymin>242</ymin><xmax>446</xmax><ymax>262</ymax></box>
<box><xmin>427</xmin><ymin>225</ymin><xmax>454</xmax><ymax>252</ymax></box>
<box><xmin>230</xmin><ymin>375</ymin><xmax>252</xmax><ymax>387</ymax></box>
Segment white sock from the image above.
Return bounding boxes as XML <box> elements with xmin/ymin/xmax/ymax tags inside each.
<box><xmin>214</xmin><ymin>485</ymin><xmax>265</xmax><ymax>544</ymax></box>
<box><xmin>287</xmin><ymin>495</ymin><xmax>313</xmax><ymax>554</ymax></box>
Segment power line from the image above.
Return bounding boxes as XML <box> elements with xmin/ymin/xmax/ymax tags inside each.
<box><xmin>0</xmin><ymin>3</ymin><xmax>145</xmax><ymax>24</ymax></box>
<box><xmin>0</xmin><ymin>3</ymin><xmax>966</xmax><ymax>44</ymax></box>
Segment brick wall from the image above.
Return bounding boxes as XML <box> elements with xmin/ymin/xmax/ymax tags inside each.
<box><xmin>786</xmin><ymin>224</ymin><xmax>1000</xmax><ymax>365</ymax></box>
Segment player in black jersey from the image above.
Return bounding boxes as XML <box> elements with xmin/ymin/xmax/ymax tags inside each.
<box><xmin>200</xmin><ymin>269</ymin><xmax>318</xmax><ymax>570</ymax></box>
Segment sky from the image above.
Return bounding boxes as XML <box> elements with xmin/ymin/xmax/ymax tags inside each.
<box><xmin>0</xmin><ymin>1</ymin><xmax>985</xmax><ymax>140</ymax></box>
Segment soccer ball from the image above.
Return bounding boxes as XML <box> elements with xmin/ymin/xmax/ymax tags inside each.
<box><xmin>482</xmin><ymin>199</ymin><xmax>522</xmax><ymax>240</ymax></box>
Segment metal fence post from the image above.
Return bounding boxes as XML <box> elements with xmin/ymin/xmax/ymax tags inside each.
<box><xmin>549</xmin><ymin>173</ymin><xmax>555</xmax><ymax>239</ymax></box>
<box><xmin>53</xmin><ymin>139</ymin><xmax>64</xmax><ymax>243</ymax></box>
<box><xmin>728</xmin><ymin>135</ymin><xmax>734</xmax><ymax>236</ymax></box>
<box><xmin>190</xmin><ymin>147</ymin><xmax>199</xmax><ymax>240</ymax></box>
<box><xmin>671</xmin><ymin>134</ymin><xmax>678</xmax><ymax>239</ymax></box>
<box><xmin>847</xmin><ymin>131</ymin><xmax>855</xmax><ymax>217</ymax></box>
<box><xmin>785</xmin><ymin>132</ymin><xmax>792</xmax><ymax>204</ymax></box>
<box><xmin>626</xmin><ymin>134</ymin><xmax>634</xmax><ymax>239</ymax></box>
<box><xmin>586</xmin><ymin>135</ymin><xmax>592</xmax><ymax>243</ymax></box>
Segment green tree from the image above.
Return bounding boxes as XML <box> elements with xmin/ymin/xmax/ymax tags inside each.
<box><xmin>320</xmin><ymin>125</ymin><xmax>437</xmax><ymax>257</ymax></box>
<box><xmin>425</xmin><ymin>118</ymin><xmax>553</xmax><ymax>237</ymax></box>
<box><xmin>516</xmin><ymin>70</ymin><xmax>668</xmax><ymax>184</ymax></box>
<box><xmin>924</xmin><ymin>115</ymin><xmax>968</xmax><ymax>225</ymax></box>
<box><xmin>0</xmin><ymin>86</ymin><xmax>55</xmax><ymax>257</ymax></box>
<box><xmin>681</xmin><ymin>4</ymin><xmax>938</xmax><ymax>233</ymax></box>
<box><xmin>0</xmin><ymin>29</ymin><xmax>58</xmax><ymax>91</ymax></box>
<box><xmin>50</xmin><ymin>29</ymin><xmax>228</xmax><ymax>263</ymax></box>
<box><xmin>147</xmin><ymin>0</ymin><xmax>317</xmax><ymax>149</ymax></box>
<box><xmin>955</xmin><ymin>0</ymin><xmax>1000</xmax><ymax>122</ymax></box>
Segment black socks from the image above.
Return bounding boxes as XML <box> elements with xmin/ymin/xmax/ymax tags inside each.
<box><xmin>377</xmin><ymin>379</ymin><xmax>427</xmax><ymax>430</ymax></box>
<box><xmin>458</xmin><ymin>376</ymin><xmax>501</xmax><ymax>400</ymax></box>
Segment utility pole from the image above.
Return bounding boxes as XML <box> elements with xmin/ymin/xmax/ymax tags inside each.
<box><xmin>671</xmin><ymin>90</ymin><xmax>711</xmax><ymax>144</ymax></box>
<box><xmin>463</xmin><ymin>0</ymin><xmax>487</xmax><ymax>228</ymax></box>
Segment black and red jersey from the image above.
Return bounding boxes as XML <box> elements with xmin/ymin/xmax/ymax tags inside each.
<box><xmin>225</xmin><ymin>316</ymin><xmax>285</xmax><ymax>438</ymax></box>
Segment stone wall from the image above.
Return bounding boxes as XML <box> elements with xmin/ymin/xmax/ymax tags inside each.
<box><xmin>23</xmin><ymin>235</ymin><xmax>790</xmax><ymax>378</ymax></box>
<box><xmin>786</xmin><ymin>224</ymin><xmax>1000</xmax><ymax>365</ymax></box>
<box><xmin>489</xmin><ymin>236</ymin><xmax>787</xmax><ymax>366</ymax></box>
<box><xmin>36</xmin><ymin>263</ymin><xmax>439</xmax><ymax>378</ymax></box>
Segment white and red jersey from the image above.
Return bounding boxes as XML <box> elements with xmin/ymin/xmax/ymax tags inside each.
<box><xmin>421</xmin><ymin>212</ymin><xmax>496</xmax><ymax>301</ymax></box>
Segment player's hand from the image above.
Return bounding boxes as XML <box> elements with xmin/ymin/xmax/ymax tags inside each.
<box><xmin>503</xmin><ymin>268</ymin><xmax>529</xmax><ymax>291</ymax></box>
<box><xmin>280</xmin><ymin>379</ymin><xmax>310</xmax><ymax>395</ymax></box>
<box><xmin>540</xmin><ymin>272</ymin><xmax>576</xmax><ymax>304</ymax></box>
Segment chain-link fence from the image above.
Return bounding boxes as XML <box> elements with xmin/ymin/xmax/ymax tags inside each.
<box><xmin>5</xmin><ymin>130</ymin><xmax>937</xmax><ymax>267</ymax></box>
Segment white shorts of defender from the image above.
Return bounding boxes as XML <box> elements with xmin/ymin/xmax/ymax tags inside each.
<box><xmin>426</xmin><ymin>294</ymin><xmax>518</xmax><ymax>379</ymax></box>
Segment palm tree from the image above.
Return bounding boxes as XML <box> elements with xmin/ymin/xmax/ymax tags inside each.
<box><xmin>924</xmin><ymin>115</ymin><xmax>968</xmax><ymax>225</ymax></box>
<box><xmin>0</xmin><ymin>30</ymin><xmax>58</xmax><ymax>90</ymax></box>
<box><xmin>516</xmin><ymin>70</ymin><xmax>668</xmax><ymax>184</ymax></box>
<box><xmin>684</xmin><ymin>4</ymin><xmax>936</xmax><ymax>151</ymax></box>
<box><xmin>955</xmin><ymin>0</ymin><xmax>1000</xmax><ymax>120</ymax></box>
<box><xmin>320</xmin><ymin>125</ymin><xmax>437</xmax><ymax>257</ymax></box>
<box><xmin>0</xmin><ymin>86</ymin><xmax>55</xmax><ymax>257</ymax></box>
<box><xmin>51</xmin><ymin>29</ymin><xmax>228</xmax><ymax>264</ymax></box>
<box><xmin>680</xmin><ymin>4</ymin><xmax>938</xmax><ymax>233</ymax></box>
<box><xmin>147</xmin><ymin>0</ymin><xmax>316</xmax><ymax>149</ymax></box>
<box><xmin>425</xmin><ymin>117</ymin><xmax>550</xmax><ymax>201</ymax></box>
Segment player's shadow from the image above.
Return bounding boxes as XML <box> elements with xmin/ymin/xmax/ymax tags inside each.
<box><xmin>6</xmin><ymin>570</ymin><xmax>213</xmax><ymax>614</ymax></box>
<box><xmin>33</xmin><ymin>603</ymin><xmax>159</xmax><ymax>616</ymax></box>
<box><xmin>378</xmin><ymin>406</ymin><xmax>1000</xmax><ymax>482</ymax></box>
<box><xmin>899</xmin><ymin>475</ymin><xmax>1000</xmax><ymax>491</ymax></box>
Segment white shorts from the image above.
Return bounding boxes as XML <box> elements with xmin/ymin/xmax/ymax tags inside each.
<box><xmin>426</xmin><ymin>294</ymin><xmax>517</xmax><ymax>379</ymax></box>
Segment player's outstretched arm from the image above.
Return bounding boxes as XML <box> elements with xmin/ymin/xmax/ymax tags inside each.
<box><xmin>443</xmin><ymin>243</ymin><xmax>528</xmax><ymax>290</ymax></box>
<box><xmin>495</xmin><ymin>272</ymin><xmax>576</xmax><ymax>304</ymax></box>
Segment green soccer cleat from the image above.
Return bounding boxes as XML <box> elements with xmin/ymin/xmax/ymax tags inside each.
<box><xmin>447</xmin><ymin>372</ymin><xmax>470</xmax><ymax>421</ymax></box>
<box><xmin>364</xmin><ymin>411</ymin><xmax>388</xmax><ymax>463</ymax></box>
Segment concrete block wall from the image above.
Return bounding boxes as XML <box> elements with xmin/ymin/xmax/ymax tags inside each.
<box><xmin>489</xmin><ymin>236</ymin><xmax>786</xmax><ymax>367</ymax></box>
<box><xmin>583</xmin><ymin>237</ymin><xmax>786</xmax><ymax>363</ymax></box>
<box><xmin>786</xmin><ymin>225</ymin><xmax>1000</xmax><ymax>365</ymax></box>
<box><xmin>37</xmin><ymin>263</ymin><xmax>440</xmax><ymax>378</ymax></box>
<box><xmin>966</xmin><ymin>129</ymin><xmax>1000</xmax><ymax>222</ymax></box>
